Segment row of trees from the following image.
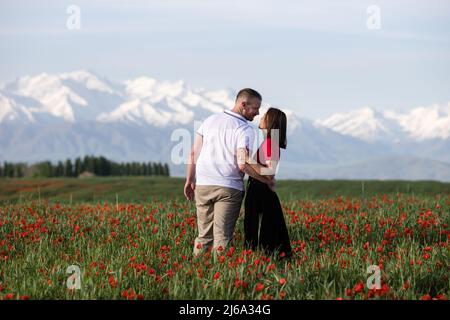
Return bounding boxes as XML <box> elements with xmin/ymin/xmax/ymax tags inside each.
<box><xmin>0</xmin><ymin>156</ymin><xmax>170</xmax><ymax>178</ymax></box>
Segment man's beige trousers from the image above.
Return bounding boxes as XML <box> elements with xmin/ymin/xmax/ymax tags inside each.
<box><xmin>193</xmin><ymin>185</ymin><xmax>244</xmax><ymax>255</ymax></box>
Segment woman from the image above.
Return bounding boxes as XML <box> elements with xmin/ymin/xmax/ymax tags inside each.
<box><xmin>244</xmin><ymin>107</ymin><xmax>292</xmax><ymax>258</ymax></box>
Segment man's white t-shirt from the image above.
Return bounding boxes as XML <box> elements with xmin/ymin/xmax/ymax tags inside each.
<box><xmin>196</xmin><ymin>110</ymin><xmax>256</xmax><ymax>191</ymax></box>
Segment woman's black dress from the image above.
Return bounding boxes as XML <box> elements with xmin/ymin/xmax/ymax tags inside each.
<box><xmin>244</xmin><ymin>140</ymin><xmax>292</xmax><ymax>258</ymax></box>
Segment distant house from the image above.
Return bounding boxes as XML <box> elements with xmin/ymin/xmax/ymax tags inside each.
<box><xmin>78</xmin><ymin>171</ymin><xmax>95</xmax><ymax>179</ymax></box>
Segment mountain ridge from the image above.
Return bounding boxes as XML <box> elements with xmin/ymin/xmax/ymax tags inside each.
<box><xmin>1</xmin><ymin>70</ymin><xmax>450</xmax><ymax>181</ymax></box>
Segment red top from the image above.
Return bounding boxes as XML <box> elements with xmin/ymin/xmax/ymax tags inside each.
<box><xmin>257</xmin><ymin>137</ymin><xmax>280</xmax><ymax>166</ymax></box>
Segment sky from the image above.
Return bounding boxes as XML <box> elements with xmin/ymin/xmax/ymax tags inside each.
<box><xmin>1</xmin><ymin>0</ymin><xmax>449</xmax><ymax>119</ymax></box>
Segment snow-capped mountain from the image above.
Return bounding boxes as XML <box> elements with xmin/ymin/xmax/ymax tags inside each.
<box><xmin>0</xmin><ymin>91</ymin><xmax>34</xmax><ymax>123</ymax></box>
<box><xmin>97</xmin><ymin>77</ymin><xmax>232</xmax><ymax>127</ymax></box>
<box><xmin>316</xmin><ymin>104</ymin><xmax>450</xmax><ymax>143</ymax></box>
<box><xmin>315</xmin><ymin>107</ymin><xmax>403</xmax><ymax>143</ymax></box>
<box><xmin>385</xmin><ymin>104</ymin><xmax>450</xmax><ymax>141</ymax></box>
<box><xmin>3</xmin><ymin>70</ymin><xmax>122</xmax><ymax>123</ymax></box>
<box><xmin>2</xmin><ymin>70</ymin><xmax>235</xmax><ymax>127</ymax></box>
<box><xmin>1</xmin><ymin>70</ymin><xmax>450</xmax><ymax>181</ymax></box>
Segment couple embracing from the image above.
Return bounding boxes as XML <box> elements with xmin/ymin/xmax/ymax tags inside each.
<box><xmin>184</xmin><ymin>88</ymin><xmax>291</xmax><ymax>259</ymax></box>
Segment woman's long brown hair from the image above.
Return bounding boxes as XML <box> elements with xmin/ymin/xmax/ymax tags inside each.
<box><xmin>263</xmin><ymin>108</ymin><xmax>287</xmax><ymax>149</ymax></box>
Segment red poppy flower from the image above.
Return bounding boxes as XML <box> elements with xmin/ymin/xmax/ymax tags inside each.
<box><xmin>255</xmin><ymin>283</ymin><xmax>264</xmax><ymax>292</ymax></box>
<box><xmin>108</xmin><ymin>275</ymin><xmax>118</xmax><ymax>288</ymax></box>
<box><xmin>353</xmin><ymin>282</ymin><xmax>364</xmax><ymax>294</ymax></box>
<box><xmin>227</xmin><ymin>247</ymin><xmax>235</xmax><ymax>257</ymax></box>
<box><xmin>266</xmin><ymin>264</ymin><xmax>276</xmax><ymax>272</ymax></box>
<box><xmin>3</xmin><ymin>293</ymin><xmax>14</xmax><ymax>300</ymax></box>
<box><xmin>403</xmin><ymin>281</ymin><xmax>410</xmax><ymax>290</ymax></box>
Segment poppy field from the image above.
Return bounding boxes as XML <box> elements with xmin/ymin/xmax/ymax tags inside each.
<box><xmin>0</xmin><ymin>178</ymin><xmax>449</xmax><ymax>300</ymax></box>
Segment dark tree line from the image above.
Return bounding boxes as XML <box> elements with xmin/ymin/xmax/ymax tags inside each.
<box><xmin>0</xmin><ymin>156</ymin><xmax>170</xmax><ymax>178</ymax></box>
<box><xmin>0</xmin><ymin>162</ymin><xmax>27</xmax><ymax>178</ymax></box>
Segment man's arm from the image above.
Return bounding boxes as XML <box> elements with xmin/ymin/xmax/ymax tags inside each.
<box><xmin>244</xmin><ymin>153</ymin><xmax>278</xmax><ymax>179</ymax></box>
<box><xmin>237</xmin><ymin>148</ymin><xmax>275</xmax><ymax>190</ymax></box>
<box><xmin>184</xmin><ymin>133</ymin><xmax>203</xmax><ymax>200</ymax></box>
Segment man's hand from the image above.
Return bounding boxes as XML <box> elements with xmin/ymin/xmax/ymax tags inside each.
<box><xmin>184</xmin><ymin>179</ymin><xmax>196</xmax><ymax>201</ymax></box>
<box><xmin>184</xmin><ymin>134</ymin><xmax>202</xmax><ymax>201</ymax></box>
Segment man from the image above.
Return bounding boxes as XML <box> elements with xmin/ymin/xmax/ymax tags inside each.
<box><xmin>184</xmin><ymin>88</ymin><xmax>274</xmax><ymax>255</ymax></box>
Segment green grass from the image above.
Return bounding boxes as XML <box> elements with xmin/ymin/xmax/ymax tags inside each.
<box><xmin>1</xmin><ymin>177</ymin><xmax>449</xmax><ymax>205</ymax></box>
<box><xmin>0</xmin><ymin>193</ymin><xmax>448</xmax><ymax>300</ymax></box>
<box><xmin>0</xmin><ymin>177</ymin><xmax>449</xmax><ymax>299</ymax></box>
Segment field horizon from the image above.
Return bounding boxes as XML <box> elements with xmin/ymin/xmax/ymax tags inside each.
<box><xmin>1</xmin><ymin>177</ymin><xmax>450</xmax><ymax>205</ymax></box>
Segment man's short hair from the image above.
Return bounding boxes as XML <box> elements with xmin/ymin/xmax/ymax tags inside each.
<box><xmin>235</xmin><ymin>88</ymin><xmax>262</xmax><ymax>102</ymax></box>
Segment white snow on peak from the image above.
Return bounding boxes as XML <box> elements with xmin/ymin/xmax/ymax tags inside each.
<box><xmin>156</xmin><ymin>80</ymin><xmax>185</xmax><ymax>98</ymax></box>
<box><xmin>98</xmin><ymin>76</ymin><xmax>200</xmax><ymax>126</ymax></box>
<box><xmin>116</xmin><ymin>78</ymin><xmax>232</xmax><ymax>124</ymax></box>
<box><xmin>316</xmin><ymin>104</ymin><xmax>450</xmax><ymax>142</ymax></box>
<box><xmin>181</xmin><ymin>90</ymin><xmax>226</xmax><ymax>113</ymax></box>
<box><xmin>387</xmin><ymin>103</ymin><xmax>450</xmax><ymax>141</ymax></box>
<box><xmin>202</xmin><ymin>89</ymin><xmax>235</xmax><ymax>107</ymax></box>
<box><xmin>0</xmin><ymin>91</ymin><xmax>35</xmax><ymax>123</ymax></box>
<box><xmin>97</xmin><ymin>97</ymin><xmax>195</xmax><ymax>127</ymax></box>
<box><xmin>125</xmin><ymin>77</ymin><xmax>185</xmax><ymax>101</ymax></box>
<box><xmin>2</xmin><ymin>70</ymin><xmax>450</xmax><ymax>143</ymax></box>
<box><xmin>315</xmin><ymin>107</ymin><xmax>400</xmax><ymax>142</ymax></box>
<box><xmin>60</xmin><ymin>70</ymin><xmax>115</xmax><ymax>94</ymax></box>
<box><xmin>12</xmin><ymin>73</ymin><xmax>84</xmax><ymax>122</ymax></box>
<box><xmin>6</xmin><ymin>71</ymin><xmax>122</xmax><ymax>122</ymax></box>
<box><xmin>125</xmin><ymin>77</ymin><xmax>158</xmax><ymax>99</ymax></box>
